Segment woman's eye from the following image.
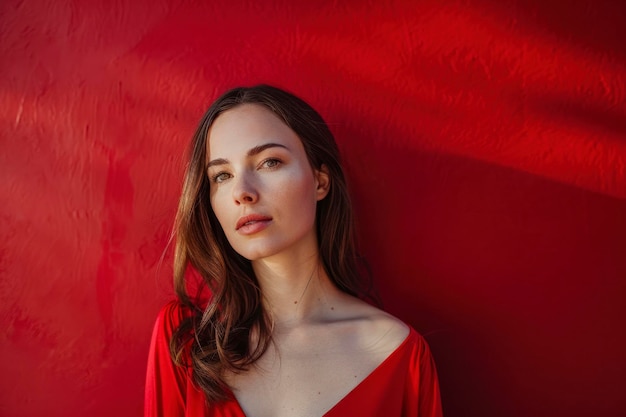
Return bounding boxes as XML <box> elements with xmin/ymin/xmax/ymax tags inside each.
<box><xmin>211</xmin><ymin>172</ymin><xmax>231</xmax><ymax>183</ymax></box>
<box><xmin>261</xmin><ymin>158</ymin><xmax>281</xmax><ymax>169</ymax></box>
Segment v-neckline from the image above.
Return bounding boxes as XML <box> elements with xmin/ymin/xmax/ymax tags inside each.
<box><xmin>226</xmin><ymin>326</ymin><xmax>414</xmax><ymax>417</ymax></box>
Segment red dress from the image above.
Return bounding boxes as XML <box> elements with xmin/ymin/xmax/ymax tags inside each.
<box><xmin>145</xmin><ymin>301</ymin><xmax>443</xmax><ymax>417</ymax></box>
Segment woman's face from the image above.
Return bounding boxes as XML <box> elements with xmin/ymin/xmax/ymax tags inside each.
<box><xmin>206</xmin><ymin>104</ymin><xmax>329</xmax><ymax>262</ymax></box>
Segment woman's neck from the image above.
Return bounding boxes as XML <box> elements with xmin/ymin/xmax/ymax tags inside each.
<box><xmin>251</xmin><ymin>253</ymin><xmax>339</xmax><ymax>328</ymax></box>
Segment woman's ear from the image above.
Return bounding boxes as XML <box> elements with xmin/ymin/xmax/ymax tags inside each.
<box><xmin>315</xmin><ymin>165</ymin><xmax>331</xmax><ymax>201</ymax></box>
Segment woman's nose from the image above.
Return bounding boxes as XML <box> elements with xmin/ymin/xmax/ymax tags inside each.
<box><xmin>232</xmin><ymin>174</ymin><xmax>258</xmax><ymax>205</ymax></box>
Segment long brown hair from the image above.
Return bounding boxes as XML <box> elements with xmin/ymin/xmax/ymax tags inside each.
<box><xmin>171</xmin><ymin>85</ymin><xmax>372</xmax><ymax>403</ymax></box>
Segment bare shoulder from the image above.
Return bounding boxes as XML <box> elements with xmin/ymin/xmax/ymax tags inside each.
<box><xmin>333</xmin><ymin>294</ymin><xmax>410</xmax><ymax>354</ymax></box>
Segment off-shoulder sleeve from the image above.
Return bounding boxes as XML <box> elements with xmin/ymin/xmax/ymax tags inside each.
<box><xmin>144</xmin><ymin>301</ymin><xmax>190</xmax><ymax>417</ymax></box>
<box><xmin>407</xmin><ymin>331</ymin><xmax>443</xmax><ymax>417</ymax></box>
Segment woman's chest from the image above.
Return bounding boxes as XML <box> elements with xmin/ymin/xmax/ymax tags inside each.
<box><xmin>225</xmin><ymin>343</ymin><xmax>389</xmax><ymax>417</ymax></box>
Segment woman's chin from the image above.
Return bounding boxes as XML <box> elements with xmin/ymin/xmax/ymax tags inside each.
<box><xmin>232</xmin><ymin>245</ymin><xmax>279</xmax><ymax>262</ymax></box>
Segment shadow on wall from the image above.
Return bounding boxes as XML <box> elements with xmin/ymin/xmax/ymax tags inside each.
<box><xmin>338</xmin><ymin>115</ymin><xmax>626</xmax><ymax>416</ymax></box>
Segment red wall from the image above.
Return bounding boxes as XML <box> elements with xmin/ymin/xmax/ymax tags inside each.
<box><xmin>1</xmin><ymin>1</ymin><xmax>625</xmax><ymax>416</ymax></box>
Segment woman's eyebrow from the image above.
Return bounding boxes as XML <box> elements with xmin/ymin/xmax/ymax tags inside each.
<box><xmin>207</xmin><ymin>143</ymin><xmax>289</xmax><ymax>168</ymax></box>
<box><xmin>248</xmin><ymin>142</ymin><xmax>288</xmax><ymax>156</ymax></box>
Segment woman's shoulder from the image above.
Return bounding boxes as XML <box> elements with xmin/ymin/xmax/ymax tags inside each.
<box><xmin>339</xmin><ymin>298</ymin><xmax>437</xmax><ymax>375</ymax></box>
<box><xmin>334</xmin><ymin>295</ymin><xmax>412</xmax><ymax>355</ymax></box>
<box><xmin>151</xmin><ymin>299</ymin><xmax>196</xmax><ymax>339</ymax></box>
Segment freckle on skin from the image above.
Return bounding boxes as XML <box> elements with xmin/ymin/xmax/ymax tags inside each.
<box><xmin>294</xmin><ymin>301</ymin><xmax>297</xmax><ymax>304</ymax></box>
<box><xmin>330</xmin><ymin>306</ymin><xmax>334</xmax><ymax>310</ymax></box>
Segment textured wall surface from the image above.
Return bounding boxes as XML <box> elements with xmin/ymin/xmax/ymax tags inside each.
<box><xmin>1</xmin><ymin>1</ymin><xmax>625</xmax><ymax>416</ymax></box>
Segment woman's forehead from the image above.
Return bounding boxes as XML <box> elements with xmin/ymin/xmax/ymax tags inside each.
<box><xmin>206</xmin><ymin>103</ymin><xmax>303</xmax><ymax>160</ymax></box>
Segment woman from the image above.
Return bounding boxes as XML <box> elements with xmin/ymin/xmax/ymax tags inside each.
<box><xmin>144</xmin><ymin>85</ymin><xmax>443</xmax><ymax>416</ymax></box>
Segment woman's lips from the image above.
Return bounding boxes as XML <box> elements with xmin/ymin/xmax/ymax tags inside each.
<box><xmin>236</xmin><ymin>214</ymin><xmax>272</xmax><ymax>235</ymax></box>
